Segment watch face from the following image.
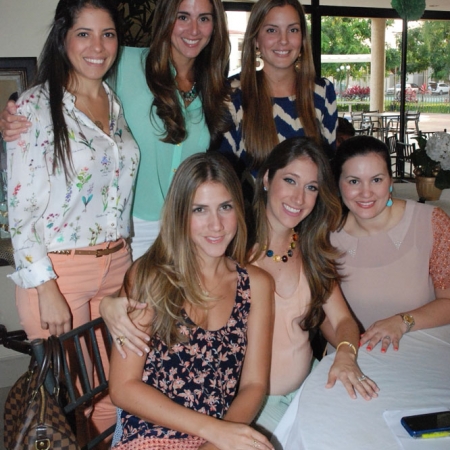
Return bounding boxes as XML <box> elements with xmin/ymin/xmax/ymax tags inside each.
<box><xmin>404</xmin><ymin>314</ymin><xmax>415</xmax><ymax>325</ymax></box>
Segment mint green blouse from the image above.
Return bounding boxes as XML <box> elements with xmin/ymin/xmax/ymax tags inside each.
<box><xmin>115</xmin><ymin>47</ymin><xmax>211</xmax><ymax>221</ymax></box>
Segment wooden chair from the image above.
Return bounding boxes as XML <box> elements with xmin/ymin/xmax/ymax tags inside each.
<box><xmin>395</xmin><ymin>141</ymin><xmax>416</xmax><ymax>181</ymax></box>
<box><xmin>385</xmin><ymin>134</ymin><xmax>399</xmax><ymax>177</ymax></box>
<box><xmin>0</xmin><ymin>317</ymin><xmax>114</xmax><ymax>450</ymax></box>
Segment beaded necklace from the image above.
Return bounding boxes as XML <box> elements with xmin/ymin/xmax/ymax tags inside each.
<box><xmin>264</xmin><ymin>230</ymin><xmax>298</xmax><ymax>263</ymax></box>
<box><xmin>179</xmin><ymin>82</ymin><xmax>198</xmax><ymax>106</ymax></box>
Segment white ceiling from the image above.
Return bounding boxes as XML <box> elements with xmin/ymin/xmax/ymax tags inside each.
<box><xmin>300</xmin><ymin>0</ymin><xmax>450</xmax><ymax>11</ymax></box>
<box><xmin>225</xmin><ymin>1</ymin><xmax>450</xmax><ymax>13</ymax></box>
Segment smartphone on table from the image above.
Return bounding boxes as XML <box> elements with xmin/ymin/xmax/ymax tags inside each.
<box><xmin>401</xmin><ymin>410</ymin><xmax>450</xmax><ymax>438</ymax></box>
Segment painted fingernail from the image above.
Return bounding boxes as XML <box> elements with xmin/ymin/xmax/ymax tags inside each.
<box><xmin>366</xmin><ymin>346</ymin><xmax>372</xmax><ymax>351</ymax></box>
<box><xmin>359</xmin><ymin>342</ymin><xmax>362</xmax><ymax>347</ymax></box>
<box><xmin>381</xmin><ymin>348</ymin><xmax>386</xmax><ymax>353</ymax></box>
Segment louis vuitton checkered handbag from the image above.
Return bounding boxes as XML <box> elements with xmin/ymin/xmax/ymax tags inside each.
<box><xmin>3</xmin><ymin>335</ymin><xmax>80</xmax><ymax>450</ymax></box>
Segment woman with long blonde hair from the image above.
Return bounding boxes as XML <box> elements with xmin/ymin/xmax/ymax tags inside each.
<box><xmin>109</xmin><ymin>152</ymin><xmax>274</xmax><ymax>449</ymax></box>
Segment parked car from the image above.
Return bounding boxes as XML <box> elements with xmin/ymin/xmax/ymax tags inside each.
<box><xmin>386</xmin><ymin>83</ymin><xmax>419</xmax><ymax>96</ymax></box>
<box><xmin>430</xmin><ymin>83</ymin><xmax>449</xmax><ymax>95</ymax></box>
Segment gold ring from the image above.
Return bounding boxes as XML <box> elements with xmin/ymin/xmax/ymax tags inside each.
<box><xmin>116</xmin><ymin>336</ymin><xmax>126</xmax><ymax>347</ymax></box>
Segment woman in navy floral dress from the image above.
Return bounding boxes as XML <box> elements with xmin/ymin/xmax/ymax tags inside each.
<box><xmin>109</xmin><ymin>152</ymin><xmax>274</xmax><ymax>450</ymax></box>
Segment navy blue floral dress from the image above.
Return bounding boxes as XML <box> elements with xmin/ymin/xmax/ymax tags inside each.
<box><xmin>117</xmin><ymin>263</ymin><xmax>251</xmax><ymax>446</ymax></box>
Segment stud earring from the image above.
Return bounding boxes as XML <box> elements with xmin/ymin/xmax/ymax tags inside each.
<box><xmin>263</xmin><ymin>186</ymin><xmax>268</xmax><ymax>192</ymax></box>
<box><xmin>255</xmin><ymin>48</ymin><xmax>264</xmax><ymax>71</ymax></box>
<box><xmin>386</xmin><ymin>185</ymin><xmax>393</xmax><ymax>207</ymax></box>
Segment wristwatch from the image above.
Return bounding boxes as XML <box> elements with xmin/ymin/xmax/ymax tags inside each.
<box><xmin>399</xmin><ymin>313</ymin><xmax>415</xmax><ymax>333</ymax></box>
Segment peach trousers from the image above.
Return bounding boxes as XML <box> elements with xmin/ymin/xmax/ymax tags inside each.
<box><xmin>15</xmin><ymin>239</ymin><xmax>131</xmax><ymax>441</ymax></box>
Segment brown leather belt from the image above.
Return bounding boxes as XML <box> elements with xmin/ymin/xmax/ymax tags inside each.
<box><xmin>49</xmin><ymin>240</ymin><xmax>125</xmax><ymax>257</ymax></box>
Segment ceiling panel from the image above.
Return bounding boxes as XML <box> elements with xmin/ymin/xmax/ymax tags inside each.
<box><xmin>224</xmin><ymin>0</ymin><xmax>450</xmax><ymax>13</ymax></box>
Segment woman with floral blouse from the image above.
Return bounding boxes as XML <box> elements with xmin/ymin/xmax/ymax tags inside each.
<box><xmin>6</xmin><ymin>0</ymin><xmax>139</xmax><ymax>442</ymax></box>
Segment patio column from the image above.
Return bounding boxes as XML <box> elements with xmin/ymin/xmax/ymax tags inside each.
<box><xmin>370</xmin><ymin>18</ymin><xmax>386</xmax><ymax>113</ymax></box>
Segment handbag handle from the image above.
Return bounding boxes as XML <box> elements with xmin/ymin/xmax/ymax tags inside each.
<box><xmin>31</xmin><ymin>336</ymin><xmax>63</xmax><ymax>397</ymax></box>
<box><xmin>48</xmin><ymin>335</ymin><xmax>63</xmax><ymax>397</ymax></box>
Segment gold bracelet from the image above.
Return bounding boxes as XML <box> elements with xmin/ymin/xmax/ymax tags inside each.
<box><xmin>336</xmin><ymin>340</ymin><xmax>357</xmax><ymax>355</ymax></box>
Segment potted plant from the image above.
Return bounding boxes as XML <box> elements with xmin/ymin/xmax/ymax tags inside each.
<box><xmin>411</xmin><ymin>132</ymin><xmax>450</xmax><ymax>200</ymax></box>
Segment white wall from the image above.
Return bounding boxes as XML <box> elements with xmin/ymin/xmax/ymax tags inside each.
<box><xmin>0</xmin><ymin>0</ymin><xmax>58</xmax><ymax>58</ymax></box>
<box><xmin>0</xmin><ymin>0</ymin><xmax>59</xmax><ymax>386</ymax></box>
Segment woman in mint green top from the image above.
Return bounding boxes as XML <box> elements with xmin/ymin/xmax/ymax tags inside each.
<box><xmin>114</xmin><ymin>0</ymin><xmax>231</xmax><ymax>259</ymax></box>
<box><xmin>115</xmin><ymin>46</ymin><xmax>210</xmax><ymax>224</ymax></box>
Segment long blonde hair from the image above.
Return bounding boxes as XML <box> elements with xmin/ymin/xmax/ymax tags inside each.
<box><xmin>124</xmin><ymin>152</ymin><xmax>247</xmax><ymax>346</ymax></box>
<box><xmin>240</xmin><ymin>0</ymin><xmax>321</xmax><ymax>170</ymax></box>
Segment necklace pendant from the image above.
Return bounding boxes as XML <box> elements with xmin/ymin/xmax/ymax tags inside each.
<box><xmin>94</xmin><ymin>120</ymin><xmax>104</xmax><ymax>131</ymax></box>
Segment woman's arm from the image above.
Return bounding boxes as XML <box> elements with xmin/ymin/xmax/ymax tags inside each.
<box><xmin>221</xmin><ymin>264</ymin><xmax>274</xmax><ymax>424</ymax></box>
<box><xmin>0</xmin><ymin>100</ymin><xmax>30</xmax><ymax>141</ymax></box>
<box><xmin>360</xmin><ymin>207</ymin><xmax>450</xmax><ymax>352</ymax></box>
<box><xmin>360</xmin><ymin>290</ymin><xmax>450</xmax><ymax>352</ymax></box>
<box><xmin>322</xmin><ymin>284</ymin><xmax>379</xmax><ymax>400</ymax></box>
<box><xmin>109</xmin><ymin>299</ymin><xmax>274</xmax><ymax>450</ymax></box>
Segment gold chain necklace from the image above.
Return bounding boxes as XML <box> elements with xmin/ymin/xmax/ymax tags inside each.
<box><xmin>78</xmin><ymin>96</ymin><xmax>105</xmax><ymax>131</ymax></box>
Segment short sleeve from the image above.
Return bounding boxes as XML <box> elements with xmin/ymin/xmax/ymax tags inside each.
<box><xmin>430</xmin><ymin>207</ymin><xmax>450</xmax><ymax>290</ymax></box>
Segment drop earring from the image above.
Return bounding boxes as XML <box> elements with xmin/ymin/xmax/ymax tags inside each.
<box><xmin>294</xmin><ymin>53</ymin><xmax>302</xmax><ymax>73</ymax></box>
<box><xmin>386</xmin><ymin>185</ymin><xmax>393</xmax><ymax>207</ymax></box>
<box><xmin>255</xmin><ymin>48</ymin><xmax>264</xmax><ymax>71</ymax></box>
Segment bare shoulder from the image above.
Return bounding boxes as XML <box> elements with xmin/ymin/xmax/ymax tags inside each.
<box><xmin>246</xmin><ymin>264</ymin><xmax>275</xmax><ymax>292</ymax></box>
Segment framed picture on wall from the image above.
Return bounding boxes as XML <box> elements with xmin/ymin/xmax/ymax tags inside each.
<box><xmin>0</xmin><ymin>57</ymin><xmax>37</xmax><ymax>110</ymax></box>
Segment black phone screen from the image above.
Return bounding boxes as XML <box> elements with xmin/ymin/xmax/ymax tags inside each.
<box><xmin>402</xmin><ymin>411</ymin><xmax>450</xmax><ymax>433</ymax></box>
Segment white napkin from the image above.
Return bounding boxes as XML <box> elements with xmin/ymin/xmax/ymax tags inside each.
<box><xmin>383</xmin><ymin>407</ymin><xmax>450</xmax><ymax>450</ymax></box>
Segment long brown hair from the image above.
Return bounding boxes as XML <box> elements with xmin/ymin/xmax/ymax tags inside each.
<box><xmin>33</xmin><ymin>0</ymin><xmax>122</xmax><ymax>179</ymax></box>
<box><xmin>240</xmin><ymin>0</ymin><xmax>321</xmax><ymax>170</ymax></box>
<box><xmin>124</xmin><ymin>152</ymin><xmax>247</xmax><ymax>346</ymax></box>
<box><xmin>252</xmin><ymin>137</ymin><xmax>341</xmax><ymax>330</ymax></box>
<box><xmin>145</xmin><ymin>0</ymin><xmax>230</xmax><ymax>149</ymax></box>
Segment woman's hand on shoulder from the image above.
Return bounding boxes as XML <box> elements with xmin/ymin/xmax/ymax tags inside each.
<box><xmin>0</xmin><ymin>100</ymin><xmax>30</xmax><ymax>142</ymax></box>
<box><xmin>99</xmin><ymin>294</ymin><xmax>150</xmax><ymax>358</ymax></box>
<box><xmin>360</xmin><ymin>315</ymin><xmax>406</xmax><ymax>352</ymax></box>
<box><xmin>200</xmin><ymin>421</ymin><xmax>274</xmax><ymax>450</ymax></box>
<box><xmin>326</xmin><ymin>350</ymin><xmax>379</xmax><ymax>401</ymax></box>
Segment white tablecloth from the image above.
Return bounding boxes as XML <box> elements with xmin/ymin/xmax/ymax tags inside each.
<box><xmin>272</xmin><ymin>325</ymin><xmax>450</xmax><ymax>450</ymax></box>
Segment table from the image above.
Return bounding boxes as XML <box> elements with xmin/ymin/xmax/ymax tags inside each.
<box><xmin>363</xmin><ymin>111</ymin><xmax>401</xmax><ymax>138</ymax></box>
<box><xmin>272</xmin><ymin>325</ymin><xmax>450</xmax><ymax>450</ymax></box>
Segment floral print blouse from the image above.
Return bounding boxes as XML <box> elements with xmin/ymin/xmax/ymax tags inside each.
<box><xmin>7</xmin><ymin>82</ymin><xmax>140</xmax><ymax>288</ymax></box>
<box><xmin>118</xmin><ymin>264</ymin><xmax>251</xmax><ymax>445</ymax></box>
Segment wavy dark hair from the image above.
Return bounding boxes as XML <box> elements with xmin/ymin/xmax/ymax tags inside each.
<box><xmin>240</xmin><ymin>0</ymin><xmax>321</xmax><ymax>171</ymax></box>
<box><xmin>145</xmin><ymin>0</ymin><xmax>231</xmax><ymax>149</ymax></box>
<box><xmin>332</xmin><ymin>135</ymin><xmax>392</xmax><ymax>230</ymax></box>
<box><xmin>124</xmin><ymin>152</ymin><xmax>247</xmax><ymax>346</ymax></box>
<box><xmin>252</xmin><ymin>137</ymin><xmax>342</xmax><ymax>330</ymax></box>
<box><xmin>33</xmin><ymin>0</ymin><xmax>122</xmax><ymax>179</ymax></box>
